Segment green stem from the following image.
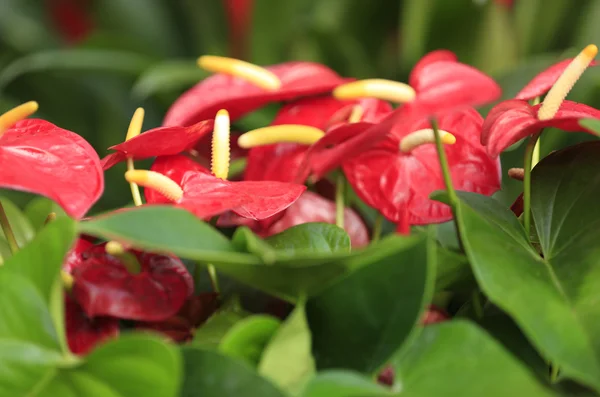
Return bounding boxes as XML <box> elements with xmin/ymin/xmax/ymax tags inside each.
<box><xmin>335</xmin><ymin>173</ymin><xmax>345</xmax><ymax>229</ymax></box>
<box><xmin>550</xmin><ymin>363</ymin><xmax>560</xmax><ymax>383</ymax></box>
<box><xmin>207</xmin><ymin>264</ymin><xmax>220</xmax><ymax>294</ymax></box>
<box><xmin>472</xmin><ymin>290</ymin><xmax>484</xmax><ymax>319</ymax></box>
<box><xmin>0</xmin><ymin>201</ymin><xmax>18</xmax><ymax>254</ymax></box>
<box><xmin>372</xmin><ymin>213</ymin><xmax>384</xmax><ymax>243</ymax></box>
<box><xmin>431</xmin><ymin>119</ymin><xmax>463</xmax><ymax>250</ymax></box>
<box><xmin>523</xmin><ymin>132</ymin><xmax>541</xmax><ymax>239</ymax></box>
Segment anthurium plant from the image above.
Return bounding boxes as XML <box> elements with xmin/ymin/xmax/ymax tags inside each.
<box><xmin>3</xmin><ymin>37</ymin><xmax>600</xmax><ymax>396</ymax></box>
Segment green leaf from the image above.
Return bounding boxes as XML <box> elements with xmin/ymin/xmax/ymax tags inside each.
<box><xmin>579</xmin><ymin>119</ymin><xmax>600</xmax><ymax>136</ymax></box>
<box><xmin>307</xmin><ymin>231</ymin><xmax>435</xmax><ymax>373</ymax></box>
<box><xmin>0</xmin><ymin>196</ymin><xmax>35</xmax><ymax>249</ymax></box>
<box><xmin>435</xmin><ymin>246</ymin><xmax>473</xmax><ymax>292</ymax></box>
<box><xmin>391</xmin><ymin>321</ymin><xmax>555</xmax><ymax>397</ymax></box>
<box><xmin>131</xmin><ymin>60</ymin><xmax>207</xmax><ymax>100</ymax></box>
<box><xmin>433</xmin><ymin>182</ymin><xmax>600</xmax><ymax>390</ymax></box>
<box><xmin>3</xmin><ymin>216</ymin><xmax>76</xmax><ymax>350</ymax></box>
<box><xmin>181</xmin><ymin>347</ymin><xmax>286</xmax><ymax>397</ymax></box>
<box><xmin>193</xmin><ymin>310</ymin><xmax>249</xmax><ymax>348</ymax></box>
<box><xmin>259</xmin><ymin>303</ymin><xmax>315</xmax><ymax>394</ymax></box>
<box><xmin>79</xmin><ymin>206</ymin><xmax>256</xmax><ymax>264</ymax></box>
<box><xmin>301</xmin><ymin>370</ymin><xmax>393</xmax><ymax>397</ymax></box>
<box><xmin>0</xmin><ymin>49</ymin><xmax>152</xmax><ymax>90</ymax></box>
<box><xmin>43</xmin><ymin>334</ymin><xmax>181</xmax><ymax>397</ymax></box>
<box><xmin>23</xmin><ymin>197</ymin><xmax>67</xmax><ymax>232</ymax></box>
<box><xmin>219</xmin><ymin>315</ymin><xmax>281</xmax><ymax>367</ymax></box>
<box><xmin>265</xmin><ymin>223</ymin><xmax>351</xmax><ymax>256</ymax></box>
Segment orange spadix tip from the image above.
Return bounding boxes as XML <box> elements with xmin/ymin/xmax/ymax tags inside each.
<box><xmin>583</xmin><ymin>44</ymin><xmax>598</xmax><ymax>59</ymax></box>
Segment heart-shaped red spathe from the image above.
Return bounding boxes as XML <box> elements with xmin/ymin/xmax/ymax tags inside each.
<box><xmin>515</xmin><ymin>59</ymin><xmax>598</xmax><ymax>101</ymax></box>
<box><xmin>163</xmin><ymin>61</ymin><xmax>350</xmax><ymax>127</ymax></box>
<box><xmin>146</xmin><ymin>155</ymin><xmax>306</xmax><ymax>220</ymax></box>
<box><xmin>72</xmin><ymin>245</ymin><xmax>194</xmax><ymax>322</ymax></box>
<box><xmin>481</xmin><ymin>99</ymin><xmax>600</xmax><ymax>157</ymax></box>
<box><xmin>63</xmin><ymin>237</ymin><xmax>95</xmax><ymax>273</ymax></box>
<box><xmin>343</xmin><ymin>107</ymin><xmax>501</xmax><ymax>226</ymax></box>
<box><xmin>100</xmin><ymin>120</ymin><xmax>214</xmax><ymax>170</ymax></box>
<box><xmin>259</xmin><ymin>191</ymin><xmax>370</xmax><ymax>248</ymax></box>
<box><xmin>408</xmin><ymin>50</ymin><xmax>502</xmax><ymax>117</ymax></box>
<box><xmin>136</xmin><ymin>292</ymin><xmax>219</xmax><ymax>343</ymax></box>
<box><xmin>0</xmin><ymin>119</ymin><xmax>103</xmax><ymax>219</ymax></box>
<box><xmin>65</xmin><ymin>294</ymin><xmax>119</xmax><ymax>355</ymax></box>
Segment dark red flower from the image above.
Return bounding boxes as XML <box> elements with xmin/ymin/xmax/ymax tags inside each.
<box><xmin>72</xmin><ymin>244</ymin><xmax>194</xmax><ymax>322</ymax></box>
<box><xmin>342</xmin><ymin>108</ymin><xmax>501</xmax><ymax>230</ymax></box>
<box><xmin>258</xmin><ymin>191</ymin><xmax>370</xmax><ymax>248</ymax></box>
<box><xmin>65</xmin><ymin>294</ymin><xmax>119</xmax><ymax>355</ymax></box>
<box><xmin>0</xmin><ymin>118</ymin><xmax>104</xmax><ymax>219</ymax></box>
<box><xmin>421</xmin><ymin>304</ymin><xmax>450</xmax><ymax>325</ymax></box>
<box><xmin>136</xmin><ymin>293</ymin><xmax>219</xmax><ymax>343</ymax></box>
<box><xmin>223</xmin><ymin>0</ymin><xmax>253</xmax><ymax>58</ymax></box>
<box><xmin>163</xmin><ymin>61</ymin><xmax>349</xmax><ymax>127</ymax></box>
<box><xmin>481</xmin><ymin>99</ymin><xmax>600</xmax><ymax>157</ymax></box>
<box><xmin>46</xmin><ymin>0</ymin><xmax>93</xmax><ymax>44</ymax></box>
<box><xmin>101</xmin><ymin>120</ymin><xmax>214</xmax><ymax>170</ymax></box>
<box><xmin>63</xmin><ymin>237</ymin><xmax>94</xmax><ymax>273</ymax></box>
<box><xmin>132</xmin><ymin>154</ymin><xmax>306</xmax><ymax>221</ymax></box>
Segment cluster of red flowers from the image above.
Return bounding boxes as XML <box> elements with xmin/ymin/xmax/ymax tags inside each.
<box><xmin>1</xmin><ymin>44</ymin><xmax>598</xmax><ymax>355</ymax></box>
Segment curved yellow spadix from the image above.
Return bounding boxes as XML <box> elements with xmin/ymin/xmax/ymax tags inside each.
<box><xmin>0</xmin><ymin>101</ymin><xmax>38</xmax><ymax>134</ymax></box>
<box><xmin>400</xmin><ymin>129</ymin><xmax>456</xmax><ymax>153</ymax></box>
<box><xmin>198</xmin><ymin>55</ymin><xmax>281</xmax><ymax>90</ymax></box>
<box><xmin>237</xmin><ymin>125</ymin><xmax>325</xmax><ymax>148</ymax></box>
<box><xmin>333</xmin><ymin>79</ymin><xmax>416</xmax><ymax>103</ymax></box>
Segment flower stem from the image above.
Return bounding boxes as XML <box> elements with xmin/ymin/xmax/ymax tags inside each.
<box><xmin>523</xmin><ymin>132</ymin><xmax>541</xmax><ymax>238</ymax></box>
<box><xmin>335</xmin><ymin>173</ymin><xmax>345</xmax><ymax>229</ymax></box>
<box><xmin>550</xmin><ymin>363</ymin><xmax>560</xmax><ymax>383</ymax></box>
<box><xmin>372</xmin><ymin>213</ymin><xmax>384</xmax><ymax>243</ymax></box>
<box><xmin>207</xmin><ymin>264</ymin><xmax>220</xmax><ymax>294</ymax></box>
<box><xmin>0</xmin><ymin>201</ymin><xmax>18</xmax><ymax>254</ymax></box>
<box><xmin>127</xmin><ymin>158</ymin><xmax>143</xmax><ymax>207</ymax></box>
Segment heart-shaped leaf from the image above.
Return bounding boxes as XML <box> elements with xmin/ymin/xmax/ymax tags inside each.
<box><xmin>258</xmin><ymin>302</ymin><xmax>315</xmax><ymax>395</ymax></box>
<box><xmin>433</xmin><ymin>175</ymin><xmax>600</xmax><ymax>391</ymax></box>
<box><xmin>301</xmin><ymin>370</ymin><xmax>393</xmax><ymax>397</ymax></box>
<box><xmin>390</xmin><ymin>321</ymin><xmax>555</xmax><ymax>397</ymax></box>
<box><xmin>193</xmin><ymin>310</ymin><xmax>250</xmax><ymax>348</ymax></box>
<box><xmin>307</xmin><ymin>231</ymin><xmax>435</xmax><ymax>373</ymax></box>
<box><xmin>265</xmin><ymin>223</ymin><xmax>350</xmax><ymax>256</ymax></box>
<box><xmin>0</xmin><ymin>119</ymin><xmax>104</xmax><ymax>219</ymax></box>
<box><xmin>219</xmin><ymin>315</ymin><xmax>281</xmax><ymax>366</ymax></box>
<box><xmin>181</xmin><ymin>346</ymin><xmax>286</xmax><ymax>397</ymax></box>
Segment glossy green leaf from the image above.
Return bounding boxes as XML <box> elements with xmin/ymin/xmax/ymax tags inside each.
<box><xmin>301</xmin><ymin>370</ymin><xmax>392</xmax><ymax>397</ymax></box>
<box><xmin>24</xmin><ymin>197</ymin><xmax>68</xmax><ymax>232</ymax></box>
<box><xmin>0</xmin><ymin>49</ymin><xmax>152</xmax><ymax>90</ymax></box>
<box><xmin>181</xmin><ymin>347</ymin><xmax>286</xmax><ymax>397</ymax></box>
<box><xmin>307</xmin><ymin>231</ymin><xmax>435</xmax><ymax>373</ymax></box>
<box><xmin>265</xmin><ymin>223</ymin><xmax>351</xmax><ymax>256</ymax></box>
<box><xmin>259</xmin><ymin>303</ymin><xmax>315</xmax><ymax>394</ymax></box>
<box><xmin>433</xmin><ymin>184</ymin><xmax>600</xmax><ymax>391</ymax></box>
<box><xmin>131</xmin><ymin>60</ymin><xmax>207</xmax><ymax>100</ymax></box>
<box><xmin>220</xmin><ymin>315</ymin><xmax>281</xmax><ymax>367</ymax></box>
<box><xmin>193</xmin><ymin>310</ymin><xmax>249</xmax><ymax>348</ymax></box>
<box><xmin>435</xmin><ymin>246</ymin><xmax>473</xmax><ymax>292</ymax></box>
<box><xmin>579</xmin><ymin>119</ymin><xmax>600</xmax><ymax>136</ymax></box>
<box><xmin>79</xmin><ymin>206</ymin><xmax>256</xmax><ymax>264</ymax></box>
<box><xmin>391</xmin><ymin>321</ymin><xmax>555</xmax><ymax>397</ymax></box>
<box><xmin>42</xmin><ymin>334</ymin><xmax>181</xmax><ymax>397</ymax></box>
<box><xmin>0</xmin><ymin>196</ymin><xmax>35</xmax><ymax>248</ymax></box>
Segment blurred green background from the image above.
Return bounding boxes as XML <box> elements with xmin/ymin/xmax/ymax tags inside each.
<box><xmin>1</xmin><ymin>0</ymin><xmax>599</xmax><ymax>213</ymax></box>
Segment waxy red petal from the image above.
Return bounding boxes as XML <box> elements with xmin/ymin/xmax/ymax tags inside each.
<box><xmin>344</xmin><ymin>108</ymin><xmax>501</xmax><ymax>225</ymax></box>
<box><xmin>72</xmin><ymin>247</ymin><xmax>194</xmax><ymax>321</ymax></box>
<box><xmin>409</xmin><ymin>49</ymin><xmax>458</xmax><ymax>89</ymax></box>
<box><xmin>245</xmin><ymin>144</ymin><xmax>308</xmax><ymax>183</ymax></box>
<box><xmin>515</xmin><ymin>59</ymin><xmax>598</xmax><ymax>101</ymax></box>
<box><xmin>101</xmin><ymin>120</ymin><xmax>214</xmax><ymax>170</ymax></box>
<box><xmin>147</xmin><ymin>155</ymin><xmax>211</xmax><ymax>204</ymax></box>
<box><xmin>65</xmin><ymin>294</ymin><xmax>119</xmax><ymax>355</ymax></box>
<box><xmin>63</xmin><ymin>238</ymin><xmax>94</xmax><ymax>273</ymax></box>
<box><xmin>163</xmin><ymin>62</ymin><xmax>349</xmax><ymax>127</ymax></box>
<box><xmin>483</xmin><ymin>100</ymin><xmax>600</xmax><ymax>157</ymax></box>
<box><xmin>0</xmin><ymin>119</ymin><xmax>103</xmax><ymax>219</ymax></box>
<box><xmin>261</xmin><ymin>191</ymin><xmax>370</xmax><ymax>248</ymax></box>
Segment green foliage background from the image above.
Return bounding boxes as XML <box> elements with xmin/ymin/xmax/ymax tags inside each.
<box><xmin>0</xmin><ymin>0</ymin><xmax>599</xmax><ymax>211</ymax></box>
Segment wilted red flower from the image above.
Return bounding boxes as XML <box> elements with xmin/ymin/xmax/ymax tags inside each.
<box><xmin>163</xmin><ymin>56</ymin><xmax>349</xmax><ymax>127</ymax></box>
<box><xmin>0</xmin><ymin>103</ymin><xmax>104</xmax><ymax>219</ymax></box>
<box><xmin>343</xmin><ymin>108</ymin><xmax>501</xmax><ymax>232</ymax></box>
<box><xmin>65</xmin><ymin>294</ymin><xmax>119</xmax><ymax>355</ymax></box>
<box><xmin>72</xmin><ymin>243</ymin><xmax>194</xmax><ymax>322</ymax></box>
<box><xmin>482</xmin><ymin>45</ymin><xmax>600</xmax><ymax>157</ymax></box>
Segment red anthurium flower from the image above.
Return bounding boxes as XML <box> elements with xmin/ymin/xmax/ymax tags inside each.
<box><xmin>343</xmin><ymin>108</ymin><xmax>501</xmax><ymax>231</ymax></box>
<box><xmin>65</xmin><ymin>294</ymin><xmax>119</xmax><ymax>355</ymax></box>
<box><xmin>46</xmin><ymin>0</ymin><xmax>94</xmax><ymax>44</ymax></box>
<box><xmin>101</xmin><ymin>120</ymin><xmax>214</xmax><ymax>170</ymax></box>
<box><xmin>63</xmin><ymin>237</ymin><xmax>94</xmax><ymax>273</ymax></box>
<box><xmin>223</xmin><ymin>0</ymin><xmax>253</xmax><ymax>58</ymax></box>
<box><xmin>72</xmin><ymin>243</ymin><xmax>194</xmax><ymax>322</ymax></box>
<box><xmin>163</xmin><ymin>56</ymin><xmax>350</xmax><ymax>127</ymax></box>
<box><xmin>259</xmin><ymin>191</ymin><xmax>370</xmax><ymax>248</ymax></box>
<box><xmin>136</xmin><ymin>292</ymin><xmax>219</xmax><ymax>343</ymax></box>
<box><xmin>0</xmin><ymin>105</ymin><xmax>103</xmax><ymax>219</ymax></box>
<box><xmin>421</xmin><ymin>304</ymin><xmax>450</xmax><ymax>325</ymax></box>
<box><xmin>128</xmin><ymin>154</ymin><xmax>306</xmax><ymax>221</ymax></box>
